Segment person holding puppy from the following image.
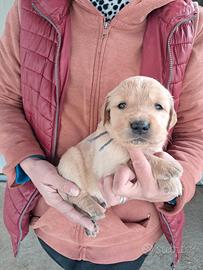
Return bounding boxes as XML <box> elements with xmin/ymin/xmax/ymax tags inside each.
<box><xmin>0</xmin><ymin>0</ymin><xmax>203</xmax><ymax>270</ymax></box>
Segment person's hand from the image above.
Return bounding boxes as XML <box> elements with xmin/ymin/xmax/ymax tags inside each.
<box><xmin>99</xmin><ymin>148</ymin><xmax>181</xmax><ymax>207</ymax></box>
<box><xmin>20</xmin><ymin>157</ymin><xmax>96</xmax><ymax>232</ymax></box>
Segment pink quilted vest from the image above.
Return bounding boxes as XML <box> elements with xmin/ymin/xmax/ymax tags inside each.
<box><xmin>3</xmin><ymin>0</ymin><xmax>197</xmax><ymax>269</ymax></box>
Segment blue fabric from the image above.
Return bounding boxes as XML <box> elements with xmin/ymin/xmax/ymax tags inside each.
<box><xmin>15</xmin><ymin>155</ymin><xmax>45</xmax><ymax>184</ymax></box>
<box><xmin>167</xmin><ymin>197</ymin><xmax>177</xmax><ymax>206</ymax></box>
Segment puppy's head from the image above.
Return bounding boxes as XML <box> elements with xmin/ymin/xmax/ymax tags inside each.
<box><xmin>101</xmin><ymin>76</ymin><xmax>176</xmax><ymax>151</ymax></box>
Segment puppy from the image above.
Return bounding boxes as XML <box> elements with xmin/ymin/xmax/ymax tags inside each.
<box><xmin>58</xmin><ymin>76</ymin><xmax>183</xmax><ymax>236</ymax></box>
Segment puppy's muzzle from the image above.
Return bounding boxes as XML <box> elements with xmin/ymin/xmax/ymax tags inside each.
<box><xmin>130</xmin><ymin>120</ymin><xmax>150</xmax><ymax>135</ymax></box>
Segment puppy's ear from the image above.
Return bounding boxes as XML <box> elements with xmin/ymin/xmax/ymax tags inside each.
<box><xmin>167</xmin><ymin>105</ymin><xmax>177</xmax><ymax>130</ymax></box>
<box><xmin>101</xmin><ymin>98</ymin><xmax>110</xmax><ymax>126</ymax></box>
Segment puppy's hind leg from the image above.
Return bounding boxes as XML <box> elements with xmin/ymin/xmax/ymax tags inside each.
<box><xmin>58</xmin><ymin>146</ymin><xmax>106</xmax><ymax>236</ymax></box>
<box><xmin>68</xmin><ymin>191</ymin><xmax>105</xmax><ymax>237</ymax></box>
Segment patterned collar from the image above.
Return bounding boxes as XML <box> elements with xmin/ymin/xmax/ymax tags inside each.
<box><xmin>89</xmin><ymin>0</ymin><xmax>130</xmax><ymax>22</ymax></box>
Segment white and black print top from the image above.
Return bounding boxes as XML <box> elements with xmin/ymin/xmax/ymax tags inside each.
<box><xmin>90</xmin><ymin>0</ymin><xmax>130</xmax><ymax>22</ymax></box>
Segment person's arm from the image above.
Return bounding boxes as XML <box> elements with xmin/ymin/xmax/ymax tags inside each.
<box><xmin>156</xmin><ymin>7</ymin><xmax>203</xmax><ymax>214</ymax></box>
<box><xmin>0</xmin><ymin>0</ymin><xmax>45</xmax><ymax>187</ymax></box>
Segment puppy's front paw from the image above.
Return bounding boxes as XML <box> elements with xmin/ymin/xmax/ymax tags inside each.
<box><xmin>146</xmin><ymin>154</ymin><xmax>183</xmax><ymax>182</ymax></box>
<box><xmin>162</xmin><ymin>161</ymin><xmax>183</xmax><ymax>180</ymax></box>
<box><xmin>159</xmin><ymin>161</ymin><xmax>183</xmax><ymax>196</ymax></box>
<box><xmin>157</xmin><ymin>177</ymin><xmax>183</xmax><ymax>197</ymax></box>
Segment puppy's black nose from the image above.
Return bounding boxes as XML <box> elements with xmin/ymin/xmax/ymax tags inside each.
<box><xmin>130</xmin><ymin>120</ymin><xmax>150</xmax><ymax>134</ymax></box>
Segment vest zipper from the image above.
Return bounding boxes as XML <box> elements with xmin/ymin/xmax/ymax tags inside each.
<box><xmin>16</xmin><ymin>2</ymin><xmax>63</xmax><ymax>255</ymax></box>
<box><xmin>89</xmin><ymin>19</ymin><xmax>110</xmax><ymax>133</ymax></box>
<box><xmin>167</xmin><ymin>15</ymin><xmax>197</xmax><ymax>90</ymax></box>
<box><xmin>32</xmin><ymin>3</ymin><xmax>62</xmax><ymax>162</ymax></box>
<box><xmin>31</xmin><ymin>3</ymin><xmax>87</xmax><ymax>256</ymax></box>
<box><xmin>160</xmin><ymin>213</ymin><xmax>176</xmax><ymax>270</ymax></box>
<box><xmin>164</xmin><ymin>14</ymin><xmax>197</xmax><ymax>269</ymax></box>
<box><xmin>16</xmin><ymin>189</ymin><xmax>39</xmax><ymax>256</ymax></box>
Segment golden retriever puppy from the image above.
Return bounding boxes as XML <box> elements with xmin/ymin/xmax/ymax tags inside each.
<box><xmin>57</xmin><ymin>76</ymin><xmax>183</xmax><ymax>235</ymax></box>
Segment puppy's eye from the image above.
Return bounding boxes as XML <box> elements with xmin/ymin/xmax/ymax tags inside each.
<box><xmin>118</xmin><ymin>102</ymin><xmax>127</xmax><ymax>110</ymax></box>
<box><xmin>155</xmin><ymin>103</ymin><xmax>163</xmax><ymax>110</ymax></box>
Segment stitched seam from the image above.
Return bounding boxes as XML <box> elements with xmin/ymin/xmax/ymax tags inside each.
<box><xmin>170</xmin><ymin>81</ymin><xmax>182</xmax><ymax>84</ymax></box>
<box><xmin>35</xmin><ymin>125</ymin><xmax>52</xmax><ymax>138</ymax></box>
<box><xmin>26</xmin><ymin>116</ymin><xmax>53</xmax><ymax>138</ymax></box>
<box><xmin>22</xmin><ymin>82</ymin><xmax>56</xmax><ymax>107</ymax></box>
<box><xmin>7</xmin><ymin>214</ymin><xmax>18</xmax><ymax>228</ymax></box>
<box><xmin>6</xmin><ymin>189</ymin><xmax>21</xmax><ymax>215</ymax></box>
<box><xmin>23</xmin><ymin>98</ymin><xmax>54</xmax><ymax>130</ymax></box>
<box><xmin>170</xmin><ymin>42</ymin><xmax>193</xmax><ymax>46</ymax></box>
<box><xmin>159</xmin><ymin>13</ymin><xmax>190</xmax><ymax>26</ymax></box>
<box><xmin>21</xmin><ymin>66</ymin><xmax>55</xmax><ymax>85</ymax></box>
<box><xmin>21</xmin><ymin>4</ymin><xmax>66</xmax><ymax>18</ymax></box>
<box><xmin>24</xmin><ymin>100</ymin><xmax>54</xmax><ymax>126</ymax></box>
<box><xmin>21</xmin><ymin>27</ymin><xmax>57</xmax><ymax>44</ymax></box>
<box><xmin>173</xmin><ymin>62</ymin><xmax>187</xmax><ymax>66</ymax></box>
<box><xmin>17</xmin><ymin>186</ymin><xmax>29</xmax><ymax>202</ymax></box>
<box><xmin>21</xmin><ymin>46</ymin><xmax>55</xmax><ymax>63</ymax></box>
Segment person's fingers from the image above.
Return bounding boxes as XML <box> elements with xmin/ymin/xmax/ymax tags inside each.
<box><xmin>154</xmin><ymin>151</ymin><xmax>175</xmax><ymax>161</ymax></box>
<box><xmin>30</xmin><ymin>160</ymin><xmax>80</xmax><ymax>196</ymax></box>
<box><xmin>127</xmin><ymin>148</ymin><xmax>152</xmax><ymax>177</ymax></box>
<box><xmin>55</xmin><ymin>176</ymin><xmax>80</xmax><ymax>196</ymax></box>
<box><xmin>113</xmin><ymin>165</ymin><xmax>135</xmax><ymax>195</ymax></box>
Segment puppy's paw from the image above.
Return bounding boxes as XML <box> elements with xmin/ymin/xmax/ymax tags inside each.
<box><xmin>92</xmin><ymin>196</ymin><xmax>107</xmax><ymax>209</ymax></box>
<box><xmin>151</xmin><ymin>158</ymin><xmax>183</xmax><ymax>181</ymax></box>
<box><xmin>162</xmin><ymin>161</ymin><xmax>183</xmax><ymax>180</ymax></box>
<box><xmin>157</xmin><ymin>177</ymin><xmax>183</xmax><ymax>197</ymax></box>
<box><xmin>84</xmin><ymin>220</ymin><xmax>99</xmax><ymax>238</ymax></box>
<box><xmin>68</xmin><ymin>191</ymin><xmax>106</xmax><ymax>221</ymax></box>
<box><xmin>84</xmin><ymin>201</ymin><xmax>106</xmax><ymax>221</ymax></box>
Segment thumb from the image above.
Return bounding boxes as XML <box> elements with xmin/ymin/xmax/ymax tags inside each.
<box><xmin>113</xmin><ymin>165</ymin><xmax>135</xmax><ymax>194</ymax></box>
<box><xmin>56</xmin><ymin>175</ymin><xmax>80</xmax><ymax>196</ymax></box>
<box><xmin>154</xmin><ymin>151</ymin><xmax>176</xmax><ymax>162</ymax></box>
<box><xmin>126</xmin><ymin>147</ymin><xmax>155</xmax><ymax>190</ymax></box>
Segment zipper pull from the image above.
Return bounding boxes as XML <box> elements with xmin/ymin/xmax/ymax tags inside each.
<box><xmin>104</xmin><ymin>20</ymin><xmax>109</xmax><ymax>29</ymax></box>
<box><xmin>103</xmin><ymin>19</ymin><xmax>109</xmax><ymax>38</ymax></box>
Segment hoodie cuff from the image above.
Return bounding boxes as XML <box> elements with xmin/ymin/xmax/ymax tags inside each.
<box><xmin>2</xmin><ymin>142</ymin><xmax>45</xmax><ymax>187</ymax></box>
<box><xmin>15</xmin><ymin>155</ymin><xmax>45</xmax><ymax>184</ymax></box>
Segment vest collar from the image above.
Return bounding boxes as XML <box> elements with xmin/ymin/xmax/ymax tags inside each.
<box><xmin>32</xmin><ymin>0</ymin><xmax>70</xmax><ymax>27</ymax></box>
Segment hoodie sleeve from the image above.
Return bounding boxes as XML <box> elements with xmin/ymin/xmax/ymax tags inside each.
<box><xmin>156</xmin><ymin>6</ymin><xmax>203</xmax><ymax>215</ymax></box>
<box><xmin>0</xmin><ymin>0</ymin><xmax>45</xmax><ymax>187</ymax></box>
